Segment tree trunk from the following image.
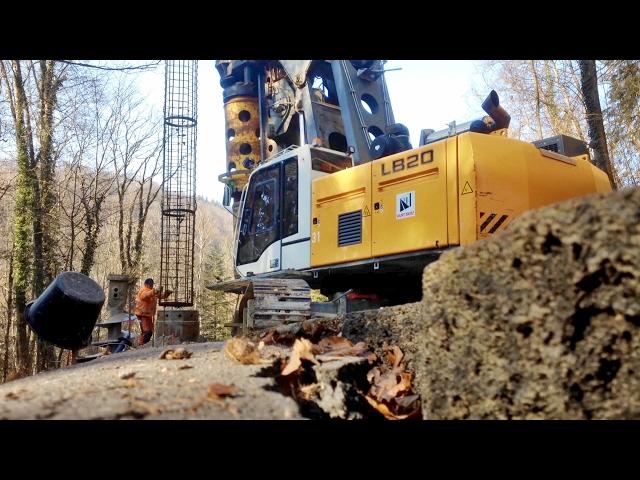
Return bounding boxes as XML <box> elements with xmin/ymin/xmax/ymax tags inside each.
<box><xmin>530</xmin><ymin>60</ymin><xmax>544</xmax><ymax>139</ymax></box>
<box><xmin>3</xmin><ymin>245</ymin><xmax>14</xmax><ymax>383</ymax></box>
<box><xmin>7</xmin><ymin>61</ymin><xmax>35</xmax><ymax>377</ymax></box>
<box><xmin>579</xmin><ymin>60</ymin><xmax>618</xmax><ymax>188</ymax></box>
<box><xmin>34</xmin><ymin>60</ymin><xmax>61</xmax><ymax>372</ymax></box>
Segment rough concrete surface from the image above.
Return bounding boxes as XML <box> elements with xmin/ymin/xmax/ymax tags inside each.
<box><xmin>0</xmin><ymin>342</ymin><xmax>302</xmax><ymax>420</ymax></box>
<box><xmin>343</xmin><ymin>188</ymin><xmax>640</xmax><ymax>419</ymax></box>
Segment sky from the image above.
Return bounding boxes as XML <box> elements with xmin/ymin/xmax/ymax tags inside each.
<box><xmin>137</xmin><ymin>60</ymin><xmax>487</xmax><ymax>203</ymax></box>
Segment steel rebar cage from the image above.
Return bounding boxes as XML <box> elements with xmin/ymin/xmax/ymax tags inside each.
<box><xmin>160</xmin><ymin>60</ymin><xmax>198</xmax><ymax>307</ymax></box>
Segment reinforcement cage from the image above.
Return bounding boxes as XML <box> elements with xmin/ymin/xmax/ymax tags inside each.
<box><xmin>160</xmin><ymin>60</ymin><xmax>198</xmax><ymax>307</ymax></box>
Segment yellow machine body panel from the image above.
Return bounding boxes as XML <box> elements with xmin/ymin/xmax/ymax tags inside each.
<box><xmin>310</xmin><ymin>132</ymin><xmax>612</xmax><ymax>268</ymax></box>
<box><xmin>460</xmin><ymin>133</ymin><xmax>613</xmax><ymax>244</ymax></box>
<box><xmin>311</xmin><ymin>162</ymin><xmax>372</xmax><ymax>267</ymax></box>
<box><xmin>371</xmin><ymin>142</ymin><xmax>449</xmax><ymax>256</ymax></box>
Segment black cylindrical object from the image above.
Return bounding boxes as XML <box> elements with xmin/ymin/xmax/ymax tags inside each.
<box><xmin>24</xmin><ymin>272</ymin><xmax>105</xmax><ymax>350</ymax></box>
<box><xmin>469</xmin><ymin>118</ymin><xmax>493</xmax><ymax>134</ymax></box>
<box><xmin>369</xmin><ymin>132</ymin><xmax>412</xmax><ymax>160</ymax></box>
<box><xmin>481</xmin><ymin>90</ymin><xmax>511</xmax><ymax>129</ymax></box>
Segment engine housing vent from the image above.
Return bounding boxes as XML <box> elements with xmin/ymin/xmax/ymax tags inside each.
<box><xmin>338</xmin><ymin>210</ymin><xmax>362</xmax><ymax>247</ymax></box>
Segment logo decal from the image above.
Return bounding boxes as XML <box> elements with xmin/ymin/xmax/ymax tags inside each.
<box><xmin>396</xmin><ymin>191</ymin><xmax>415</xmax><ymax>219</ymax></box>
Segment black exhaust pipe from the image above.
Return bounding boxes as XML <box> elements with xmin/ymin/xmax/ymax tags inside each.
<box><xmin>481</xmin><ymin>90</ymin><xmax>511</xmax><ymax>130</ymax></box>
<box><xmin>470</xmin><ymin>90</ymin><xmax>511</xmax><ymax>133</ymax></box>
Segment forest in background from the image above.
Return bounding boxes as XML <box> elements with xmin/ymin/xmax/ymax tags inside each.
<box><xmin>0</xmin><ymin>59</ymin><xmax>637</xmax><ymax>383</ymax></box>
<box><xmin>0</xmin><ymin>61</ymin><xmax>235</xmax><ymax>382</ymax></box>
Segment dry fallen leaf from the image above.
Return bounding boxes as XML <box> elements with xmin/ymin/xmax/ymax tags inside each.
<box><xmin>387</xmin><ymin>345</ymin><xmax>404</xmax><ymax>370</ymax></box>
<box><xmin>281</xmin><ymin>338</ymin><xmax>319</xmax><ymax>376</ymax></box>
<box><xmin>119</xmin><ymin>371</ymin><xmax>136</xmax><ymax>380</ymax></box>
<box><xmin>301</xmin><ymin>318</ymin><xmax>341</xmax><ymax>340</ymax></box>
<box><xmin>317</xmin><ymin>336</ymin><xmax>353</xmax><ymax>352</ymax></box>
<box><xmin>364</xmin><ymin>395</ymin><xmax>419</xmax><ymax>420</ymax></box>
<box><xmin>225</xmin><ymin>338</ymin><xmax>262</xmax><ymax>365</ymax></box>
<box><xmin>395</xmin><ymin>394</ymin><xmax>420</xmax><ymax>410</ymax></box>
<box><xmin>208</xmin><ymin>383</ymin><xmax>240</xmax><ymax>399</ymax></box>
<box><xmin>316</xmin><ymin>336</ymin><xmax>375</xmax><ymax>360</ymax></box>
<box><xmin>5</xmin><ymin>392</ymin><xmax>19</xmax><ymax>400</ymax></box>
<box><xmin>299</xmin><ymin>383</ymin><xmax>321</xmax><ymax>401</ymax></box>
<box><xmin>178</xmin><ymin>364</ymin><xmax>193</xmax><ymax>370</ymax></box>
<box><xmin>382</xmin><ymin>372</ymin><xmax>413</xmax><ymax>402</ymax></box>
<box><xmin>260</xmin><ymin>329</ymin><xmax>297</xmax><ymax>346</ymax></box>
<box><xmin>159</xmin><ymin>347</ymin><xmax>193</xmax><ymax>360</ymax></box>
<box><xmin>364</xmin><ymin>344</ymin><xmax>421</xmax><ymax>419</ymax></box>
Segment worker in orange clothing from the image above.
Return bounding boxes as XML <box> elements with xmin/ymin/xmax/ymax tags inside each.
<box><xmin>134</xmin><ymin>278</ymin><xmax>172</xmax><ymax>345</ymax></box>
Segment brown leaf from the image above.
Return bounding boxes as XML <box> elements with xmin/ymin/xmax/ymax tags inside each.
<box><xmin>260</xmin><ymin>329</ymin><xmax>276</xmax><ymax>344</ymax></box>
<box><xmin>364</xmin><ymin>395</ymin><xmax>420</xmax><ymax>420</ymax></box>
<box><xmin>119</xmin><ymin>371</ymin><xmax>136</xmax><ymax>380</ymax></box>
<box><xmin>395</xmin><ymin>394</ymin><xmax>420</xmax><ymax>410</ymax></box>
<box><xmin>281</xmin><ymin>338</ymin><xmax>318</xmax><ymax>376</ymax></box>
<box><xmin>299</xmin><ymin>383</ymin><xmax>321</xmax><ymax>401</ymax></box>
<box><xmin>260</xmin><ymin>328</ymin><xmax>298</xmax><ymax>347</ymax></box>
<box><xmin>5</xmin><ymin>392</ymin><xmax>19</xmax><ymax>400</ymax></box>
<box><xmin>301</xmin><ymin>318</ymin><xmax>341</xmax><ymax>340</ymax></box>
<box><xmin>178</xmin><ymin>364</ymin><xmax>193</xmax><ymax>370</ymax></box>
<box><xmin>367</xmin><ymin>366</ymin><xmax>381</xmax><ymax>385</ymax></box>
<box><xmin>317</xmin><ymin>335</ymin><xmax>353</xmax><ymax>352</ymax></box>
<box><xmin>316</xmin><ymin>336</ymin><xmax>374</xmax><ymax>360</ymax></box>
<box><xmin>386</xmin><ymin>345</ymin><xmax>404</xmax><ymax>370</ymax></box>
<box><xmin>159</xmin><ymin>348</ymin><xmax>173</xmax><ymax>359</ymax></box>
<box><xmin>208</xmin><ymin>383</ymin><xmax>240</xmax><ymax>399</ymax></box>
<box><xmin>225</xmin><ymin>338</ymin><xmax>262</xmax><ymax>365</ymax></box>
<box><xmin>159</xmin><ymin>347</ymin><xmax>193</xmax><ymax>360</ymax></box>
<box><xmin>369</xmin><ymin>370</ymin><xmax>400</xmax><ymax>402</ymax></box>
<box><xmin>382</xmin><ymin>372</ymin><xmax>413</xmax><ymax>402</ymax></box>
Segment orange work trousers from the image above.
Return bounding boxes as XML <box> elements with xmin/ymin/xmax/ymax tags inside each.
<box><xmin>138</xmin><ymin>315</ymin><xmax>154</xmax><ymax>345</ymax></box>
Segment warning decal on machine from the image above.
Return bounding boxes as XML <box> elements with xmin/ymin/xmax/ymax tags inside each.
<box><xmin>396</xmin><ymin>191</ymin><xmax>415</xmax><ymax>219</ymax></box>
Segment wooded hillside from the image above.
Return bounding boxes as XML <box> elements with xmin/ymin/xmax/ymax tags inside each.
<box><xmin>0</xmin><ymin>61</ymin><xmax>234</xmax><ymax>381</ymax></box>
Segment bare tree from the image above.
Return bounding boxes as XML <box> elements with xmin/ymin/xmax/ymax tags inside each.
<box><xmin>2</xmin><ymin>244</ymin><xmax>13</xmax><ymax>382</ymax></box>
<box><xmin>579</xmin><ymin>60</ymin><xmax>618</xmax><ymax>188</ymax></box>
<box><xmin>478</xmin><ymin>60</ymin><xmax>625</xmax><ymax>188</ymax></box>
<box><xmin>105</xmin><ymin>80</ymin><xmax>163</xmax><ymax>278</ymax></box>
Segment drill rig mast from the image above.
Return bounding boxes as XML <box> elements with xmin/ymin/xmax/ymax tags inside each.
<box><xmin>216</xmin><ymin>60</ymin><xmax>409</xmax><ymax>208</ymax></box>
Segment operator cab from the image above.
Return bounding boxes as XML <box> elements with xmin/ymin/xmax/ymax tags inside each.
<box><xmin>234</xmin><ymin>145</ymin><xmax>351</xmax><ymax>278</ymax></box>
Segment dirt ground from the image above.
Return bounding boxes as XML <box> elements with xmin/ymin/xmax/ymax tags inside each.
<box><xmin>0</xmin><ymin>342</ymin><xmax>302</xmax><ymax>420</ymax></box>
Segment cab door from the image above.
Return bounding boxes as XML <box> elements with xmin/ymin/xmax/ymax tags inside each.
<box><xmin>236</xmin><ymin>163</ymin><xmax>281</xmax><ymax>275</ymax></box>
